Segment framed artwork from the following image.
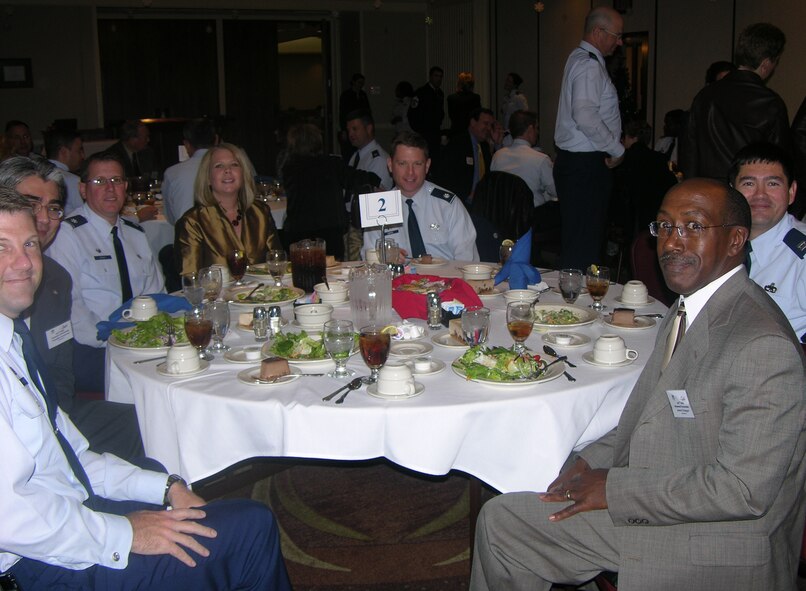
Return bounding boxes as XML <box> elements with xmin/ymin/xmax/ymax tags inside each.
<box><xmin>0</xmin><ymin>59</ymin><xmax>33</xmax><ymax>88</ymax></box>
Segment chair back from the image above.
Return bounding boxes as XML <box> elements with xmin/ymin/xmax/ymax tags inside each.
<box><xmin>470</xmin><ymin>171</ymin><xmax>534</xmax><ymax>242</ymax></box>
<box><xmin>629</xmin><ymin>229</ymin><xmax>676</xmax><ymax>307</ymax></box>
<box><xmin>470</xmin><ymin>214</ymin><xmax>501</xmax><ymax>263</ymax></box>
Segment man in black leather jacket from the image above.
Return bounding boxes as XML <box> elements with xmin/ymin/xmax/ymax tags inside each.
<box><xmin>681</xmin><ymin>23</ymin><xmax>792</xmax><ymax>180</ymax></box>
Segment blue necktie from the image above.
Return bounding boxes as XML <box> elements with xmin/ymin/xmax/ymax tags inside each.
<box><xmin>111</xmin><ymin>226</ymin><xmax>133</xmax><ymax>304</ymax></box>
<box><xmin>406</xmin><ymin>198</ymin><xmax>427</xmax><ymax>258</ymax></box>
<box><xmin>13</xmin><ymin>318</ymin><xmax>94</xmax><ymax>497</ymax></box>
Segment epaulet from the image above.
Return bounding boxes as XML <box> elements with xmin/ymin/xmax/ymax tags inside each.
<box><xmin>64</xmin><ymin>214</ymin><xmax>87</xmax><ymax>228</ymax></box>
<box><xmin>783</xmin><ymin>228</ymin><xmax>806</xmax><ymax>259</ymax></box>
<box><xmin>430</xmin><ymin>187</ymin><xmax>455</xmax><ymax>203</ymax></box>
<box><xmin>121</xmin><ymin>218</ymin><xmax>145</xmax><ymax>232</ymax></box>
<box><xmin>588</xmin><ymin>51</ymin><xmax>598</xmax><ymax>60</ymax></box>
<box><xmin>371</xmin><ymin>149</ymin><xmax>380</xmax><ymax>158</ymax></box>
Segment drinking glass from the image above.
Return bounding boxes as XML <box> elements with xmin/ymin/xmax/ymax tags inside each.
<box><xmin>586</xmin><ymin>265</ymin><xmax>610</xmax><ymax>311</ymax></box>
<box><xmin>199</xmin><ymin>266</ymin><xmax>223</xmax><ymax>302</ymax></box>
<box><xmin>181</xmin><ymin>272</ymin><xmax>205</xmax><ymax>309</ymax></box>
<box><xmin>227</xmin><ymin>249</ymin><xmax>248</xmax><ymax>286</ymax></box>
<box><xmin>290</xmin><ymin>239</ymin><xmax>326</xmax><ymax>293</ymax></box>
<box><xmin>499</xmin><ymin>242</ymin><xmax>514</xmax><ymax>266</ymax></box>
<box><xmin>461</xmin><ymin>306</ymin><xmax>490</xmax><ymax>346</ymax></box>
<box><xmin>359</xmin><ymin>325</ymin><xmax>391</xmax><ymax>383</ymax></box>
<box><xmin>559</xmin><ymin>268</ymin><xmax>583</xmax><ymax>304</ymax></box>
<box><xmin>266</xmin><ymin>250</ymin><xmax>287</xmax><ymax>288</ymax></box>
<box><xmin>184</xmin><ymin>308</ymin><xmax>213</xmax><ymax>361</ymax></box>
<box><xmin>506</xmin><ymin>301</ymin><xmax>534</xmax><ymax>355</ymax></box>
<box><xmin>374</xmin><ymin>238</ymin><xmax>399</xmax><ymax>265</ymax></box>
<box><xmin>323</xmin><ymin>319</ymin><xmax>356</xmax><ymax>379</ymax></box>
<box><xmin>349</xmin><ymin>264</ymin><xmax>392</xmax><ymax>328</ymax></box>
<box><xmin>205</xmin><ymin>300</ymin><xmax>231</xmax><ymax>353</ymax></box>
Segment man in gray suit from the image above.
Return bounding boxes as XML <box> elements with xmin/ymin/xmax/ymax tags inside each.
<box><xmin>471</xmin><ymin>178</ymin><xmax>806</xmax><ymax>590</ymax></box>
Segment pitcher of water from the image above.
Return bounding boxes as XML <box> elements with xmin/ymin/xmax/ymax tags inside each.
<box><xmin>349</xmin><ymin>264</ymin><xmax>392</xmax><ymax>328</ymax></box>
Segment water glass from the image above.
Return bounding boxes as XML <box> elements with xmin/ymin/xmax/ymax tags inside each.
<box><xmin>461</xmin><ymin>306</ymin><xmax>490</xmax><ymax>346</ymax></box>
<box><xmin>266</xmin><ymin>250</ymin><xmax>287</xmax><ymax>288</ymax></box>
<box><xmin>205</xmin><ymin>300</ymin><xmax>230</xmax><ymax>353</ymax></box>
<box><xmin>323</xmin><ymin>319</ymin><xmax>356</xmax><ymax>379</ymax></box>
<box><xmin>374</xmin><ymin>238</ymin><xmax>399</xmax><ymax>265</ymax></box>
<box><xmin>559</xmin><ymin>269</ymin><xmax>583</xmax><ymax>304</ymax></box>
<box><xmin>349</xmin><ymin>264</ymin><xmax>392</xmax><ymax>328</ymax></box>
<box><xmin>199</xmin><ymin>266</ymin><xmax>223</xmax><ymax>302</ymax></box>
<box><xmin>181</xmin><ymin>272</ymin><xmax>204</xmax><ymax>309</ymax></box>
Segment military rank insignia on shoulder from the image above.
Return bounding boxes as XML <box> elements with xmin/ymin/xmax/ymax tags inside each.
<box><xmin>64</xmin><ymin>215</ymin><xmax>88</xmax><ymax>229</ymax></box>
<box><xmin>371</xmin><ymin>150</ymin><xmax>380</xmax><ymax>158</ymax></box>
<box><xmin>783</xmin><ymin>228</ymin><xmax>806</xmax><ymax>259</ymax></box>
<box><xmin>430</xmin><ymin>187</ymin><xmax>455</xmax><ymax>203</ymax></box>
<box><xmin>122</xmin><ymin>218</ymin><xmax>145</xmax><ymax>232</ymax></box>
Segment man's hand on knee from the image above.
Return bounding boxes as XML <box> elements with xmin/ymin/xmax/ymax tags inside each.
<box><xmin>127</xmin><ymin>508</ymin><xmax>217</xmax><ymax>567</ymax></box>
<box><xmin>167</xmin><ymin>481</ymin><xmax>207</xmax><ymax>510</ymax></box>
<box><xmin>539</xmin><ymin>461</ymin><xmax>609</xmax><ymax>521</ymax></box>
<box><xmin>545</xmin><ymin>456</ymin><xmax>590</xmax><ymax>493</ymax></box>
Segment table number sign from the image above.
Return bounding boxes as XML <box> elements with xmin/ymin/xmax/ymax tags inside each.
<box><xmin>359</xmin><ymin>189</ymin><xmax>404</xmax><ymax>228</ymax></box>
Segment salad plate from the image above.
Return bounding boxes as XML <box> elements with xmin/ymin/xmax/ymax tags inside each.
<box><xmin>532</xmin><ymin>304</ymin><xmax>597</xmax><ymax>331</ymax></box>
<box><xmin>451</xmin><ymin>345</ymin><xmax>565</xmax><ymax>387</ymax></box>
<box><xmin>109</xmin><ymin>313</ymin><xmax>187</xmax><ymax>351</ymax></box>
<box><xmin>261</xmin><ymin>331</ymin><xmax>359</xmax><ymax>367</ymax></box>
<box><xmin>227</xmin><ymin>285</ymin><xmax>303</xmax><ymax>307</ymax></box>
<box><xmin>244</xmin><ymin>262</ymin><xmax>291</xmax><ymax>280</ymax></box>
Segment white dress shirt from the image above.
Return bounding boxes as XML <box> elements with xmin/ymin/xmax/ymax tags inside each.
<box><xmin>49</xmin><ymin>203</ymin><xmax>165</xmax><ymax>346</ymax></box>
<box><xmin>353</xmin><ymin>139</ymin><xmax>393</xmax><ymax>190</ymax></box>
<box><xmin>0</xmin><ymin>313</ymin><xmax>166</xmax><ymax>572</ymax></box>
<box><xmin>362</xmin><ymin>181</ymin><xmax>479</xmax><ymax>261</ymax></box>
<box><xmin>49</xmin><ymin>159</ymin><xmax>83</xmax><ymax>215</ymax></box>
<box><xmin>554</xmin><ymin>40</ymin><xmax>624</xmax><ymax>158</ymax></box>
<box><xmin>679</xmin><ymin>266</ymin><xmax>743</xmax><ymax>329</ymax></box>
<box><xmin>161</xmin><ymin>148</ymin><xmax>208</xmax><ymax>225</ymax></box>
<box><xmin>491</xmin><ymin>139</ymin><xmax>557</xmax><ymax>207</ymax></box>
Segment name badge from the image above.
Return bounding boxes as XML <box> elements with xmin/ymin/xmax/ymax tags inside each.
<box><xmin>46</xmin><ymin>320</ymin><xmax>74</xmax><ymax>350</ymax></box>
<box><xmin>94</xmin><ymin>255</ymin><xmax>112</xmax><ymax>260</ymax></box>
<box><xmin>465</xmin><ymin>156</ymin><xmax>474</xmax><ymax>166</ymax></box>
<box><xmin>359</xmin><ymin>189</ymin><xmax>404</xmax><ymax>228</ymax></box>
<box><xmin>666</xmin><ymin>389</ymin><xmax>695</xmax><ymax>419</ymax></box>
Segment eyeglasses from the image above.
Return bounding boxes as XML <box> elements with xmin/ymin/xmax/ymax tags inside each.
<box><xmin>600</xmin><ymin>27</ymin><xmax>623</xmax><ymax>40</ymax></box>
<box><xmin>649</xmin><ymin>221</ymin><xmax>742</xmax><ymax>238</ymax></box>
<box><xmin>25</xmin><ymin>199</ymin><xmax>65</xmax><ymax>221</ymax></box>
<box><xmin>87</xmin><ymin>176</ymin><xmax>126</xmax><ymax>186</ymax></box>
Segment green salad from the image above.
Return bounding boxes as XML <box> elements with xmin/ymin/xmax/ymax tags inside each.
<box><xmin>453</xmin><ymin>345</ymin><xmax>547</xmax><ymax>382</ymax></box>
<box><xmin>534</xmin><ymin>308</ymin><xmax>580</xmax><ymax>325</ymax></box>
<box><xmin>268</xmin><ymin>331</ymin><xmax>327</xmax><ymax>360</ymax></box>
<box><xmin>111</xmin><ymin>313</ymin><xmax>187</xmax><ymax>348</ymax></box>
<box><xmin>235</xmin><ymin>286</ymin><xmax>298</xmax><ymax>303</ymax></box>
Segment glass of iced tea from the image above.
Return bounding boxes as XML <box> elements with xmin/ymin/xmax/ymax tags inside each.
<box><xmin>506</xmin><ymin>302</ymin><xmax>534</xmax><ymax>355</ymax></box>
<box><xmin>586</xmin><ymin>265</ymin><xmax>610</xmax><ymax>311</ymax></box>
<box><xmin>359</xmin><ymin>325</ymin><xmax>391</xmax><ymax>383</ymax></box>
<box><xmin>184</xmin><ymin>308</ymin><xmax>213</xmax><ymax>361</ymax></box>
<box><xmin>227</xmin><ymin>249</ymin><xmax>248</xmax><ymax>286</ymax></box>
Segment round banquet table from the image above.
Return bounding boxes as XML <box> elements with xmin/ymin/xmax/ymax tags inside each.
<box><xmin>105</xmin><ymin>263</ymin><xmax>668</xmax><ymax>493</ymax></box>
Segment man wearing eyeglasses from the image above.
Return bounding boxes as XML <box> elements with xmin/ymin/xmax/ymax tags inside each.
<box><xmin>554</xmin><ymin>6</ymin><xmax>625</xmax><ymax>270</ymax></box>
<box><xmin>729</xmin><ymin>142</ymin><xmax>806</xmax><ymax>343</ymax></box>
<box><xmin>0</xmin><ymin>156</ymin><xmax>145</xmax><ymax>461</ymax></box>
<box><xmin>49</xmin><ymin>152</ymin><xmax>165</xmax><ymax>393</ymax></box>
<box><xmin>471</xmin><ymin>179</ymin><xmax>806</xmax><ymax>590</ymax></box>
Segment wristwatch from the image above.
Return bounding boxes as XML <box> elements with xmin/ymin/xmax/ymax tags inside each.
<box><xmin>163</xmin><ymin>474</ymin><xmax>187</xmax><ymax>505</ymax></box>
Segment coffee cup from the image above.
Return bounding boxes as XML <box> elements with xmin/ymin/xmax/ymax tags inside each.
<box><xmin>211</xmin><ymin>263</ymin><xmax>232</xmax><ymax>284</ymax></box>
<box><xmin>593</xmin><ymin>334</ymin><xmax>638</xmax><ymax>364</ymax></box>
<box><xmin>621</xmin><ymin>280</ymin><xmax>649</xmax><ymax>304</ymax></box>
<box><xmin>121</xmin><ymin>295</ymin><xmax>158</xmax><ymax>321</ymax></box>
<box><xmin>166</xmin><ymin>343</ymin><xmax>202</xmax><ymax>374</ymax></box>
<box><xmin>377</xmin><ymin>362</ymin><xmax>416</xmax><ymax>396</ymax></box>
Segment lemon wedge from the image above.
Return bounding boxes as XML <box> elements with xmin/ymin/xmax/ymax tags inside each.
<box><xmin>589</xmin><ymin>264</ymin><xmax>599</xmax><ymax>274</ymax></box>
<box><xmin>381</xmin><ymin>325</ymin><xmax>398</xmax><ymax>335</ymax></box>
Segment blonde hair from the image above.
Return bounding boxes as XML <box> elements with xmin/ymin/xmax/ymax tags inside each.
<box><xmin>194</xmin><ymin>143</ymin><xmax>257</xmax><ymax>210</ymax></box>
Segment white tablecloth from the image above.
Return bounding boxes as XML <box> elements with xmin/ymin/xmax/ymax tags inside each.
<box><xmin>106</xmin><ymin>264</ymin><xmax>667</xmax><ymax>492</ymax></box>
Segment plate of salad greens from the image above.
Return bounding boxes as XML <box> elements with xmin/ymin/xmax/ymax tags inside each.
<box><xmin>532</xmin><ymin>304</ymin><xmax>596</xmax><ymax>331</ymax></box>
<box><xmin>451</xmin><ymin>345</ymin><xmax>564</xmax><ymax>387</ymax></box>
<box><xmin>109</xmin><ymin>313</ymin><xmax>187</xmax><ymax>351</ymax></box>
<box><xmin>261</xmin><ymin>331</ymin><xmax>359</xmax><ymax>367</ymax></box>
<box><xmin>227</xmin><ymin>285</ymin><xmax>304</xmax><ymax>307</ymax></box>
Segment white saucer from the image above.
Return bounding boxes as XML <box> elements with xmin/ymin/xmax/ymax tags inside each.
<box><xmin>614</xmin><ymin>296</ymin><xmax>656</xmax><ymax>307</ymax></box>
<box><xmin>405</xmin><ymin>358</ymin><xmax>446</xmax><ymax>376</ymax></box>
<box><xmin>603</xmin><ymin>316</ymin><xmax>656</xmax><ymax>330</ymax></box>
<box><xmin>389</xmin><ymin>341</ymin><xmax>434</xmax><ymax>358</ymax></box>
<box><xmin>431</xmin><ymin>333</ymin><xmax>469</xmax><ymax>349</ymax></box>
<box><xmin>224</xmin><ymin>346</ymin><xmax>265</xmax><ymax>363</ymax></box>
<box><xmin>367</xmin><ymin>381</ymin><xmax>425</xmax><ymax>400</ymax></box>
<box><xmin>156</xmin><ymin>359</ymin><xmax>210</xmax><ymax>377</ymax></box>
<box><xmin>582</xmin><ymin>351</ymin><xmax>637</xmax><ymax>368</ymax></box>
<box><xmin>237</xmin><ymin>366</ymin><xmax>302</xmax><ymax>386</ymax></box>
<box><xmin>542</xmin><ymin>332</ymin><xmax>591</xmax><ymax>348</ymax></box>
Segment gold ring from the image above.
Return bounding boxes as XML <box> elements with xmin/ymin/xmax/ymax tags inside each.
<box><xmin>565</xmin><ymin>489</ymin><xmax>573</xmax><ymax>501</ymax></box>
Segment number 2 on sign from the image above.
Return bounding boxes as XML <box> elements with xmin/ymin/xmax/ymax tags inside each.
<box><xmin>359</xmin><ymin>189</ymin><xmax>404</xmax><ymax>228</ymax></box>
<box><xmin>377</xmin><ymin>198</ymin><xmax>386</xmax><ymax>212</ymax></box>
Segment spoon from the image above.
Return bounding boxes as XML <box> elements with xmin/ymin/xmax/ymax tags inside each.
<box><xmin>543</xmin><ymin>345</ymin><xmax>577</xmax><ymax>368</ymax></box>
<box><xmin>323</xmin><ymin>377</ymin><xmax>363</xmax><ymax>402</ymax></box>
<box><xmin>335</xmin><ymin>377</ymin><xmax>364</xmax><ymax>404</ymax></box>
<box><xmin>245</xmin><ymin>282</ymin><xmax>264</xmax><ymax>300</ymax></box>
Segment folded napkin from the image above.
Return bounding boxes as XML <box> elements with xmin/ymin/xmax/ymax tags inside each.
<box><xmin>96</xmin><ymin>294</ymin><xmax>193</xmax><ymax>341</ymax></box>
<box><xmin>494</xmin><ymin>229</ymin><xmax>541</xmax><ymax>290</ymax></box>
<box><xmin>392</xmin><ymin>274</ymin><xmax>483</xmax><ymax>320</ymax></box>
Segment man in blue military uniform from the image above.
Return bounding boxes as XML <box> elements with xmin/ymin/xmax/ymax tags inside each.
<box><xmin>730</xmin><ymin>142</ymin><xmax>806</xmax><ymax>342</ymax></box>
<box><xmin>362</xmin><ymin>131</ymin><xmax>478</xmax><ymax>262</ymax></box>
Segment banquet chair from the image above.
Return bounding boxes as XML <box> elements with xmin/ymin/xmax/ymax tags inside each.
<box><xmin>470</xmin><ymin>171</ymin><xmax>534</xmax><ymax>244</ymax></box>
<box><xmin>470</xmin><ymin>214</ymin><xmax>501</xmax><ymax>263</ymax></box>
<box><xmin>629</xmin><ymin>229</ymin><xmax>676</xmax><ymax>307</ymax></box>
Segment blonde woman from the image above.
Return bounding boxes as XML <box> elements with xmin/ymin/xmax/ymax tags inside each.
<box><xmin>175</xmin><ymin>143</ymin><xmax>280</xmax><ymax>275</ymax></box>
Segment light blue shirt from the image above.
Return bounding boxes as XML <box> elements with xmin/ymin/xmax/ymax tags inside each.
<box><xmin>49</xmin><ymin>159</ymin><xmax>83</xmax><ymax>215</ymax></box>
<box><xmin>162</xmin><ymin>148</ymin><xmax>208</xmax><ymax>225</ymax></box>
<box><xmin>354</xmin><ymin>139</ymin><xmax>393</xmax><ymax>190</ymax></box>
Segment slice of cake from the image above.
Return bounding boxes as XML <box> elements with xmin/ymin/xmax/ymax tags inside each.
<box><xmin>260</xmin><ymin>356</ymin><xmax>290</xmax><ymax>380</ymax></box>
<box><xmin>448</xmin><ymin>318</ymin><xmax>467</xmax><ymax>345</ymax></box>
<box><xmin>611</xmin><ymin>308</ymin><xmax>636</xmax><ymax>327</ymax></box>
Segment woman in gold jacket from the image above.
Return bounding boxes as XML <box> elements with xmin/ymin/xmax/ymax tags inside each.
<box><xmin>175</xmin><ymin>143</ymin><xmax>281</xmax><ymax>276</ymax></box>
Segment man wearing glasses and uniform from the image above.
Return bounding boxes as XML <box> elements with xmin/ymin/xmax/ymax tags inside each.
<box><xmin>49</xmin><ymin>152</ymin><xmax>164</xmax><ymax>393</ymax></box>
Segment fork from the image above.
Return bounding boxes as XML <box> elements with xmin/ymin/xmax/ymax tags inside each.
<box><xmin>335</xmin><ymin>378</ymin><xmax>364</xmax><ymax>404</ymax></box>
<box><xmin>166</xmin><ymin>323</ymin><xmax>176</xmax><ymax>347</ymax></box>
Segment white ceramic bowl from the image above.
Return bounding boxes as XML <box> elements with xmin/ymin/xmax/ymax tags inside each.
<box><xmin>503</xmin><ymin>289</ymin><xmax>539</xmax><ymax>305</ymax></box>
<box><xmin>460</xmin><ymin>264</ymin><xmax>494</xmax><ymax>281</ymax></box>
<box><xmin>314</xmin><ymin>281</ymin><xmax>349</xmax><ymax>304</ymax></box>
<box><xmin>294</xmin><ymin>303</ymin><xmax>334</xmax><ymax>329</ymax></box>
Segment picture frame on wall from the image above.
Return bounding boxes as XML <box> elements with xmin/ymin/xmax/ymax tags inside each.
<box><xmin>0</xmin><ymin>59</ymin><xmax>33</xmax><ymax>89</ymax></box>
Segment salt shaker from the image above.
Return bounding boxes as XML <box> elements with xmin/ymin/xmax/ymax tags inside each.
<box><xmin>426</xmin><ymin>292</ymin><xmax>442</xmax><ymax>329</ymax></box>
<box><xmin>268</xmin><ymin>305</ymin><xmax>283</xmax><ymax>336</ymax></box>
<box><xmin>252</xmin><ymin>307</ymin><xmax>268</xmax><ymax>341</ymax></box>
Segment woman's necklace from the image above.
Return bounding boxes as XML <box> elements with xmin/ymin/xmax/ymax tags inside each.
<box><xmin>220</xmin><ymin>202</ymin><xmax>243</xmax><ymax>227</ymax></box>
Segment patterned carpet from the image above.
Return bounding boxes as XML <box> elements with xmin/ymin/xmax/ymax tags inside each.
<box><xmin>249</xmin><ymin>462</ymin><xmax>475</xmax><ymax>590</ymax></box>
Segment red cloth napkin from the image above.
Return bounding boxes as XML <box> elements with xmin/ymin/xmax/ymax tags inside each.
<box><xmin>392</xmin><ymin>274</ymin><xmax>483</xmax><ymax>319</ymax></box>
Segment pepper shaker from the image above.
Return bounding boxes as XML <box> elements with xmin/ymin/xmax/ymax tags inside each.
<box><xmin>253</xmin><ymin>307</ymin><xmax>268</xmax><ymax>341</ymax></box>
<box><xmin>268</xmin><ymin>305</ymin><xmax>282</xmax><ymax>337</ymax></box>
<box><xmin>426</xmin><ymin>291</ymin><xmax>442</xmax><ymax>329</ymax></box>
